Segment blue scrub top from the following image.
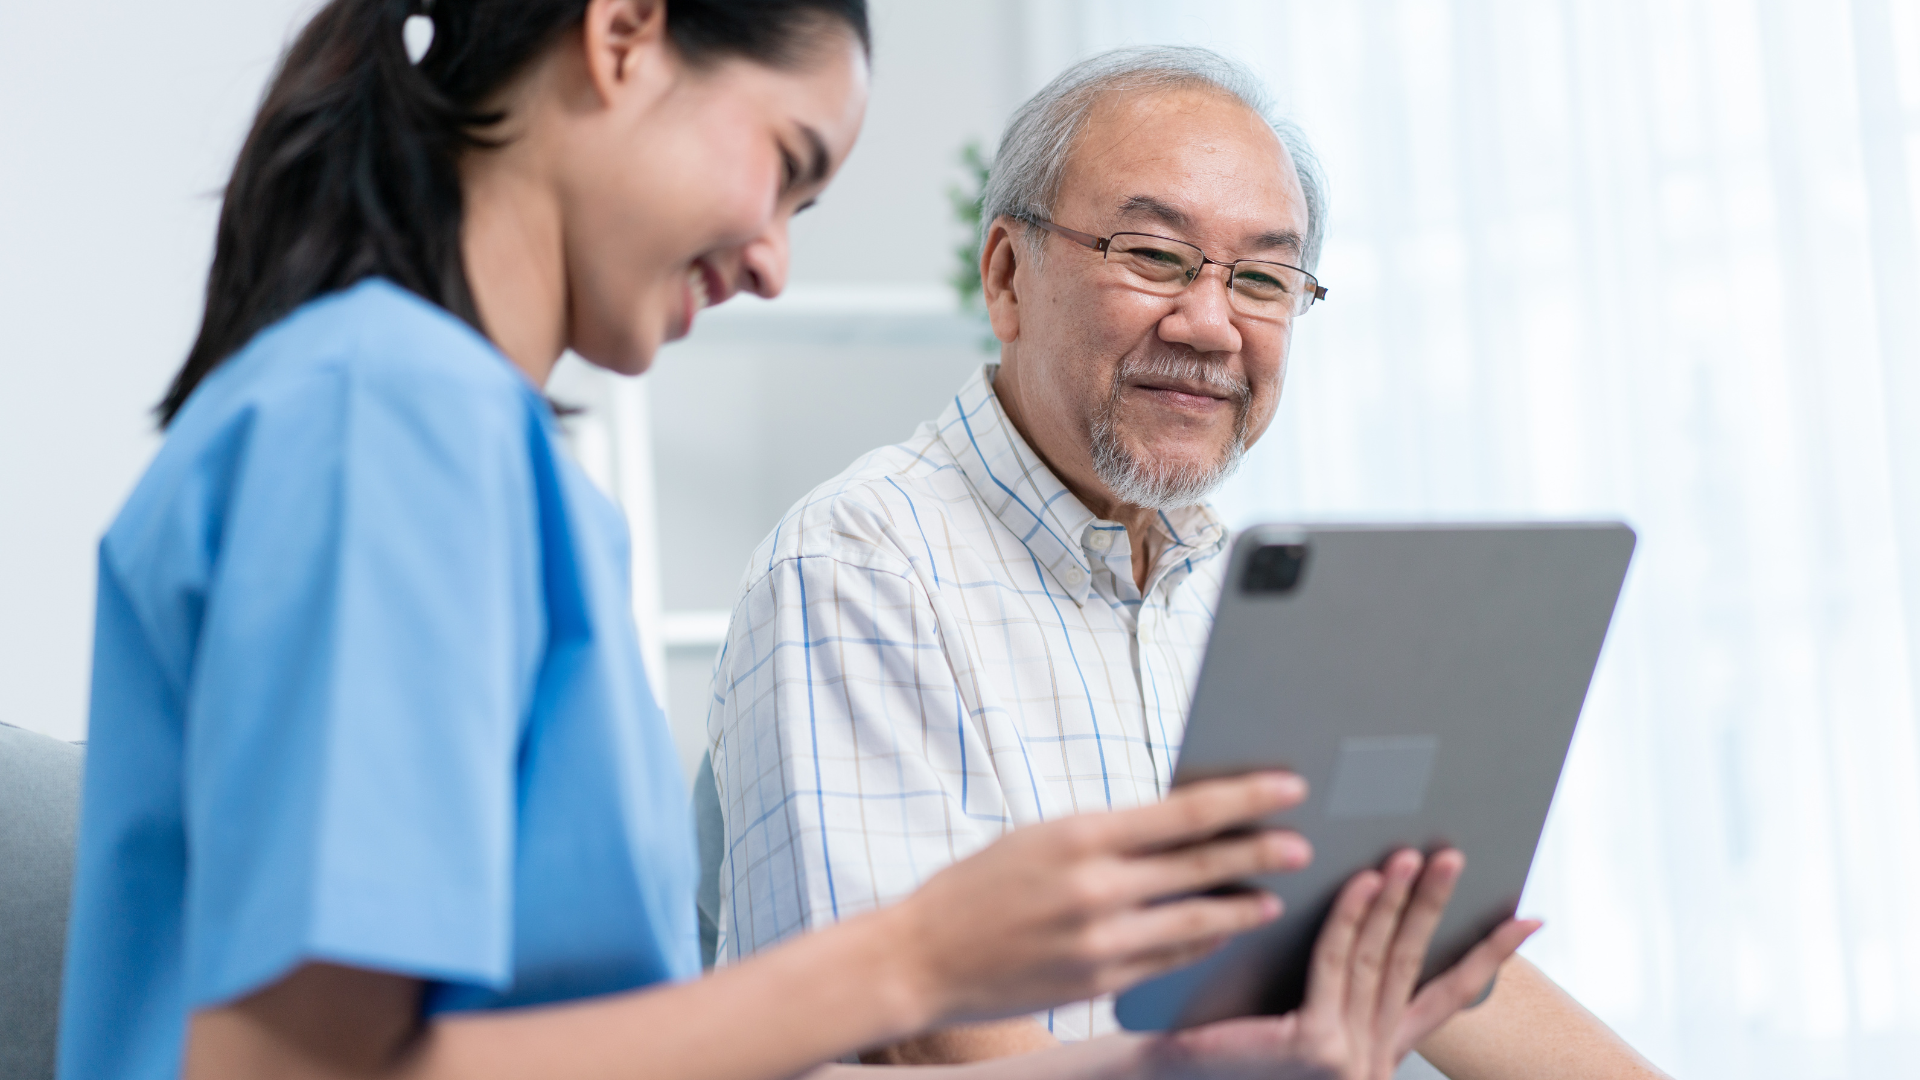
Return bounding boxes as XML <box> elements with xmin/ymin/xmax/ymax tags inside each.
<box><xmin>58</xmin><ymin>279</ymin><xmax>699</xmax><ymax>1080</ymax></box>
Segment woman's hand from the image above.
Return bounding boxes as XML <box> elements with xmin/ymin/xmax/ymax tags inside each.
<box><xmin>881</xmin><ymin>771</ymin><xmax>1313</xmax><ymax>1027</ymax></box>
<box><xmin>1141</xmin><ymin>849</ymin><xmax>1541</xmax><ymax>1080</ymax></box>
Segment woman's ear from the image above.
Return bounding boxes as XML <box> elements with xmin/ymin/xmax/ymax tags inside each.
<box><xmin>581</xmin><ymin>0</ymin><xmax>672</xmax><ymax>104</ymax></box>
<box><xmin>981</xmin><ymin>217</ymin><xmax>1024</xmax><ymax>344</ymax></box>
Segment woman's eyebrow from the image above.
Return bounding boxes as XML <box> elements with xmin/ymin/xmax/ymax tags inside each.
<box><xmin>797</xmin><ymin>125</ymin><xmax>831</xmax><ymax>186</ymax></box>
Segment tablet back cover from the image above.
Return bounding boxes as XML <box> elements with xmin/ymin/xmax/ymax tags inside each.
<box><xmin>1115</xmin><ymin>522</ymin><xmax>1634</xmax><ymax>1031</ymax></box>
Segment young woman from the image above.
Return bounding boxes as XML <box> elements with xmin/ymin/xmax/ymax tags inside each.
<box><xmin>57</xmin><ymin>2</ymin><xmax>1535</xmax><ymax>1078</ymax></box>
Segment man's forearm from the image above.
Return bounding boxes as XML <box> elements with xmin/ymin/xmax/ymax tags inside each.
<box><xmin>1415</xmin><ymin>956</ymin><xmax>1669</xmax><ymax>1080</ymax></box>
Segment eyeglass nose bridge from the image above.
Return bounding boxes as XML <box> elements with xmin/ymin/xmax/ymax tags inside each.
<box><xmin>1197</xmin><ymin>256</ymin><xmax>1235</xmax><ymax>287</ymax></box>
<box><xmin>1173</xmin><ymin>253</ymin><xmax>1244</xmax><ymax>292</ymax></box>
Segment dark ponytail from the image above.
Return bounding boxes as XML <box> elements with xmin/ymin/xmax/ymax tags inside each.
<box><xmin>157</xmin><ymin>0</ymin><xmax>870</xmax><ymax>426</ymax></box>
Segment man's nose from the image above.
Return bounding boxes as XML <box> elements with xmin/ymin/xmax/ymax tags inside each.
<box><xmin>740</xmin><ymin>217</ymin><xmax>791</xmax><ymax>300</ymax></box>
<box><xmin>1157</xmin><ymin>263</ymin><xmax>1243</xmax><ymax>355</ymax></box>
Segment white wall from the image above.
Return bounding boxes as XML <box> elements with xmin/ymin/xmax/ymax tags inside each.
<box><xmin>0</xmin><ymin>0</ymin><xmax>1020</xmax><ymax>743</ymax></box>
<box><xmin>786</xmin><ymin>0</ymin><xmax>1028</xmax><ymax>285</ymax></box>
<box><xmin>637</xmin><ymin>0</ymin><xmax>1037</xmax><ymax>767</ymax></box>
<box><xmin>0</xmin><ymin>1</ymin><xmax>322</xmax><ymax>740</ymax></box>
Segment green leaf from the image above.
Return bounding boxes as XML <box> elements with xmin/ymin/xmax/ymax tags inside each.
<box><xmin>948</xmin><ymin>138</ymin><xmax>993</xmax><ymax>345</ymax></box>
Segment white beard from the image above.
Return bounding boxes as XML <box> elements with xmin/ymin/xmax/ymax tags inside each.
<box><xmin>1087</xmin><ymin>352</ymin><xmax>1252</xmax><ymax>511</ymax></box>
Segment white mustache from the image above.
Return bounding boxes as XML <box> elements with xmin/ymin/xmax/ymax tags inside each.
<box><xmin>1114</xmin><ymin>352</ymin><xmax>1251</xmax><ymax>405</ymax></box>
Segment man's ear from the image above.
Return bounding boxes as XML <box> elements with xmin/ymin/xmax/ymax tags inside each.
<box><xmin>581</xmin><ymin>0</ymin><xmax>672</xmax><ymax>106</ymax></box>
<box><xmin>981</xmin><ymin>216</ymin><xmax>1026</xmax><ymax>344</ymax></box>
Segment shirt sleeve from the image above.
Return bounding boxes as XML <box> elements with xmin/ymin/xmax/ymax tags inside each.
<box><xmin>177</xmin><ymin>358</ymin><xmax>543</xmax><ymax>1008</ymax></box>
<box><xmin>707</xmin><ymin>526</ymin><xmax>1012</xmax><ymax>964</ymax></box>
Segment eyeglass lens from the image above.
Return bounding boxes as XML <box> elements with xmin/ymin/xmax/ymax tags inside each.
<box><xmin>1104</xmin><ymin>233</ymin><xmax>1316</xmax><ymax>317</ymax></box>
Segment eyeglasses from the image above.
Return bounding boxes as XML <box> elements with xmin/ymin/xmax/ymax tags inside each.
<box><xmin>1025</xmin><ymin>217</ymin><xmax>1327</xmax><ymax>319</ymax></box>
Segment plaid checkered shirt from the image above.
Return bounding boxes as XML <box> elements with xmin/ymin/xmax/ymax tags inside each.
<box><xmin>706</xmin><ymin>363</ymin><xmax>1230</xmax><ymax>1040</ymax></box>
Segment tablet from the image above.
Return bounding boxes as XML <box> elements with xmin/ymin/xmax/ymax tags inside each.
<box><xmin>1115</xmin><ymin>522</ymin><xmax>1635</xmax><ymax>1031</ymax></box>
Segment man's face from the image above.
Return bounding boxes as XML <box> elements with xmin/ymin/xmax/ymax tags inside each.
<box><xmin>990</xmin><ymin>87</ymin><xmax>1309</xmax><ymax>513</ymax></box>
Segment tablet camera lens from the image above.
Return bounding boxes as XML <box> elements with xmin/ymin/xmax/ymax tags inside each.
<box><xmin>1243</xmin><ymin>543</ymin><xmax>1308</xmax><ymax>595</ymax></box>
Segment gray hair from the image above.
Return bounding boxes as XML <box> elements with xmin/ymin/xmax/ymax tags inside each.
<box><xmin>982</xmin><ymin>46</ymin><xmax>1328</xmax><ymax>272</ymax></box>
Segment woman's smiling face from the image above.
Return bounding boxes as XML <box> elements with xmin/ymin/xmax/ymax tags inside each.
<box><xmin>546</xmin><ymin>10</ymin><xmax>869</xmax><ymax>374</ymax></box>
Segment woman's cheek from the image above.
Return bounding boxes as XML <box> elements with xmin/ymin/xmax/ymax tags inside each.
<box><xmin>692</xmin><ymin>134</ymin><xmax>784</xmax><ymax>241</ymax></box>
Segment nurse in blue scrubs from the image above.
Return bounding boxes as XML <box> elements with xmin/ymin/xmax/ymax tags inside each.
<box><xmin>58</xmin><ymin>2</ymin><xmax>1534</xmax><ymax>1078</ymax></box>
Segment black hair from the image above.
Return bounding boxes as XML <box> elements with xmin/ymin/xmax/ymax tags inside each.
<box><xmin>156</xmin><ymin>0</ymin><xmax>870</xmax><ymax>426</ymax></box>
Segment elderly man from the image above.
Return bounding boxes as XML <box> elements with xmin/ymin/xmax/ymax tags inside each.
<box><xmin>705</xmin><ymin>46</ymin><xmax>1665</xmax><ymax>1079</ymax></box>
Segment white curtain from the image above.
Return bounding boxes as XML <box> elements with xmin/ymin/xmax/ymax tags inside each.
<box><xmin>1019</xmin><ymin>1</ymin><xmax>1920</xmax><ymax>1075</ymax></box>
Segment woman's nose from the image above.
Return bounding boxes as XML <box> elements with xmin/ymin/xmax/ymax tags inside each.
<box><xmin>740</xmin><ymin>219</ymin><xmax>791</xmax><ymax>300</ymax></box>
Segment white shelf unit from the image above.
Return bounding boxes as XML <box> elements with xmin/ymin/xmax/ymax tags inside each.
<box><xmin>559</xmin><ymin>284</ymin><xmax>993</xmax><ymax>778</ymax></box>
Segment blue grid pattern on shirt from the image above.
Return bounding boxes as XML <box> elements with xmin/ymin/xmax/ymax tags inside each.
<box><xmin>707</xmin><ymin>365</ymin><xmax>1228</xmax><ymax>1042</ymax></box>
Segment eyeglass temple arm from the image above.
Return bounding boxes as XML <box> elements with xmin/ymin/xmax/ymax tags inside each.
<box><xmin>1025</xmin><ymin>217</ymin><xmax>1108</xmax><ymax>253</ymax></box>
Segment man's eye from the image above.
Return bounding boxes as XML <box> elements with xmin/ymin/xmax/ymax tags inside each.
<box><xmin>780</xmin><ymin>148</ymin><xmax>800</xmax><ymax>190</ymax></box>
<box><xmin>1136</xmin><ymin>247</ymin><xmax>1186</xmax><ymax>266</ymax></box>
<box><xmin>1237</xmin><ymin>270</ymin><xmax>1287</xmax><ymax>290</ymax></box>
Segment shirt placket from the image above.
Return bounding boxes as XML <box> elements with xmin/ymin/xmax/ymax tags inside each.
<box><xmin>1138</xmin><ymin>522</ymin><xmax>1224</xmax><ymax>792</ymax></box>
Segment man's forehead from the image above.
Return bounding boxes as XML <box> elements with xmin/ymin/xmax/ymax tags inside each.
<box><xmin>1065</xmin><ymin>87</ymin><xmax>1306</xmax><ymax>253</ymax></box>
<box><xmin>1111</xmin><ymin>193</ymin><xmax>1303</xmax><ymax>258</ymax></box>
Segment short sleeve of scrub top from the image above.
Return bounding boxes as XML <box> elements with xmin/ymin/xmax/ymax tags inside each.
<box><xmin>58</xmin><ymin>280</ymin><xmax>698</xmax><ymax>1080</ymax></box>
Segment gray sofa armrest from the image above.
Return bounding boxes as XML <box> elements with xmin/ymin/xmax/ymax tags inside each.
<box><xmin>0</xmin><ymin>723</ymin><xmax>85</xmax><ymax>1080</ymax></box>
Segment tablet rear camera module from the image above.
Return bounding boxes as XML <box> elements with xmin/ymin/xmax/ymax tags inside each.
<box><xmin>1243</xmin><ymin>543</ymin><xmax>1309</xmax><ymax>595</ymax></box>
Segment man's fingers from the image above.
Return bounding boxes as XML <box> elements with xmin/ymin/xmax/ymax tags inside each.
<box><xmin>1379</xmin><ymin>848</ymin><xmax>1464</xmax><ymax>1008</ymax></box>
<box><xmin>1115</xmin><ymin>828</ymin><xmax>1312</xmax><ymax>903</ymax></box>
<box><xmin>1398</xmin><ymin>919</ymin><xmax>1541</xmax><ymax>1050</ymax></box>
<box><xmin>1088</xmin><ymin>773</ymin><xmax>1306</xmax><ymax>854</ymax></box>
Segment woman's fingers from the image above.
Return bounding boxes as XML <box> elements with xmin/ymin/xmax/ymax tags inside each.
<box><xmin>1114</xmin><ymin>828</ymin><xmax>1312</xmax><ymax>904</ymax></box>
<box><xmin>1344</xmin><ymin>849</ymin><xmax>1422</xmax><ymax>1029</ymax></box>
<box><xmin>894</xmin><ymin>775</ymin><xmax>1313</xmax><ymax>1027</ymax></box>
<box><xmin>1397</xmin><ymin>918</ymin><xmax>1542</xmax><ymax>1051</ymax></box>
<box><xmin>1090</xmin><ymin>889</ymin><xmax>1283</xmax><ymax>969</ymax></box>
<box><xmin>1378</xmin><ymin>849</ymin><xmax>1464</xmax><ymax>1012</ymax></box>
<box><xmin>1095</xmin><ymin>933</ymin><xmax>1239</xmax><ymax>998</ymax></box>
<box><xmin>1299</xmin><ymin>864</ymin><xmax>1383</xmax><ymax>1029</ymax></box>
<box><xmin>1086</xmin><ymin>773</ymin><xmax>1306</xmax><ymax>855</ymax></box>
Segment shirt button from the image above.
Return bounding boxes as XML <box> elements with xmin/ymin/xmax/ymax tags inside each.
<box><xmin>1064</xmin><ymin>566</ymin><xmax>1087</xmax><ymax>588</ymax></box>
<box><xmin>1086</xmin><ymin>530</ymin><xmax>1114</xmax><ymax>552</ymax></box>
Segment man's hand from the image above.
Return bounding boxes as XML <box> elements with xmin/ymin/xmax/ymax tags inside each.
<box><xmin>883</xmin><ymin>772</ymin><xmax>1313</xmax><ymax>1028</ymax></box>
<box><xmin>1144</xmin><ymin>850</ymin><xmax>1539</xmax><ymax>1080</ymax></box>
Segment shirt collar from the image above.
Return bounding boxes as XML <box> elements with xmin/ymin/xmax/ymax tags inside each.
<box><xmin>936</xmin><ymin>364</ymin><xmax>1229</xmax><ymax>606</ymax></box>
<box><xmin>1141</xmin><ymin>503</ymin><xmax>1231</xmax><ymax>600</ymax></box>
